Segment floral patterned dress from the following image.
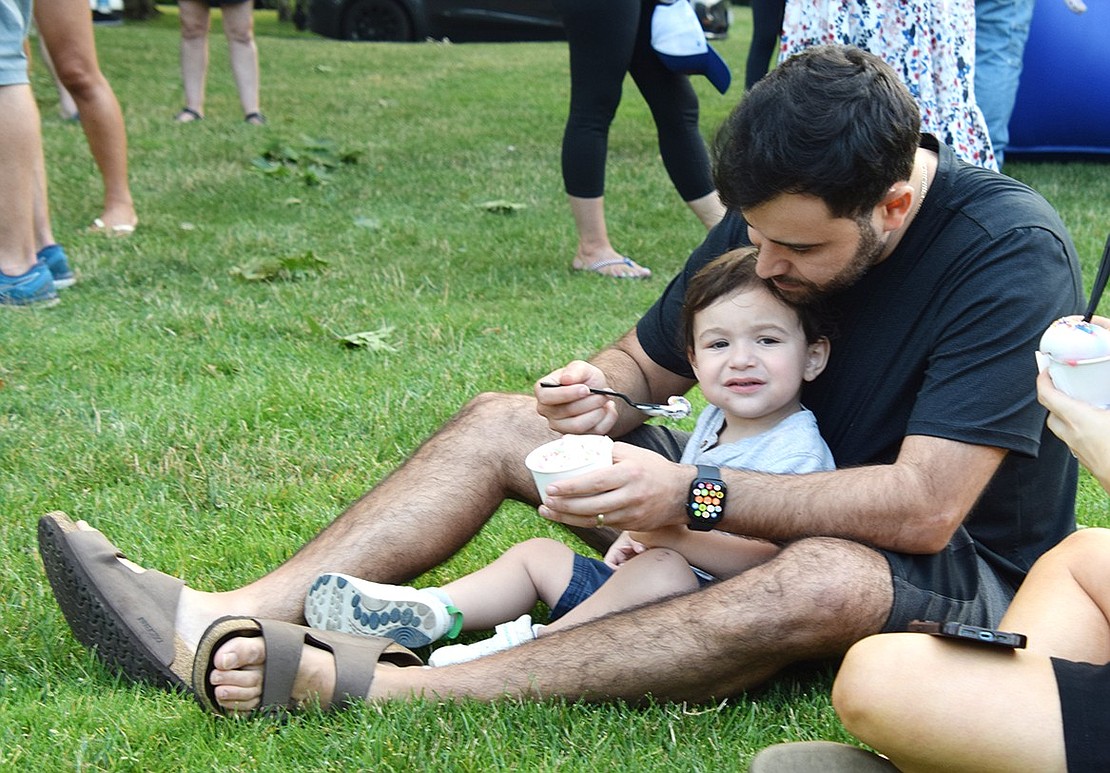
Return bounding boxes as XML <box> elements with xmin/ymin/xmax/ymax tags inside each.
<box><xmin>780</xmin><ymin>0</ymin><xmax>998</xmax><ymax>170</ymax></box>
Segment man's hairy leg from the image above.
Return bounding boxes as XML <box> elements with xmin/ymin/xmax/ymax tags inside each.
<box><xmin>174</xmin><ymin>392</ymin><xmax>555</xmax><ymax>647</ymax></box>
<box><xmin>376</xmin><ymin>536</ymin><xmax>893</xmax><ymax>702</ymax></box>
<box><xmin>207</xmin><ymin>533</ymin><xmax>892</xmax><ymax>709</ymax></box>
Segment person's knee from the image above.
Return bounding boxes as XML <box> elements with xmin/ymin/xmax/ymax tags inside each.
<box><xmin>51</xmin><ymin>62</ymin><xmax>103</xmax><ymax>100</ymax></box>
<box><xmin>832</xmin><ymin>633</ymin><xmax>925</xmax><ymax>739</ymax></box>
<box><xmin>623</xmin><ymin>548</ymin><xmax>699</xmax><ymax>593</ymax></box>
<box><xmin>1032</xmin><ymin>528</ymin><xmax>1110</xmax><ymax>580</ymax></box>
<box><xmin>775</xmin><ymin>537</ymin><xmax>893</xmax><ymax>633</ymax></box>
<box><xmin>507</xmin><ymin>537</ymin><xmax>570</xmax><ymax>561</ymax></box>
<box><xmin>460</xmin><ymin>390</ymin><xmax>537</xmax><ymax>433</ymax></box>
<box><xmin>1055</xmin><ymin>527</ymin><xmax>1110</xmax><ymax>558</ymax></box>
<box><xmin>1042</xmin><ymin>527</ymin><xmax>1110</xmax><ymax>587</ymax></box>
<box><xmin>224</xmin><ymin>25</ymin><xmax>255</xmax><ymax>46</ymax></box>
<box><xmin>180</xmin><ymin>21</ymin><xmax>208</xmax><ymax>41</ymax></box>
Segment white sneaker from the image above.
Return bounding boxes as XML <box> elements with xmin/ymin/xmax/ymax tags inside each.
<box><xmin>305</xmin><ymin>573</ymin><xmax>460</xmax><ymax>648</ymax></box>
<box><xmin>427</xmin><ymin>614</ymin><xmax>538</xmax><ymax>667</ymax></box>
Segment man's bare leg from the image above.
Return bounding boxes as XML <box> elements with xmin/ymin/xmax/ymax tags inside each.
<box><xmin>208</xmin><ymin>537</ymin><xmax>893</xmax><ymax>709</ymax></box>
<box><xmin>165</xmin><ymin>393</ymin><xmax>557</xmax><ymax>647</ymax></box>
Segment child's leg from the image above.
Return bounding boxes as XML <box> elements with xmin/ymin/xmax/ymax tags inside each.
<box><xmin>442</xmin><ymin>538</ymin><xmax>577</xmax><ymax>630</ymax></box>
<box><xmin>541</xmin><ymin>547</ymin><xmax>698</xmax><ymax>635</ymax></box>
<box><xmin>304</xmin><ymin>538</ymin><xmax>577</xmax><ymax>647</ymax></box>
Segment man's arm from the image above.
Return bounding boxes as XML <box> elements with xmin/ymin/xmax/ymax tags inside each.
<box><xmin>540</xmin><ymin>434</ymin><xmax>1007</xmax><ymax>555</ymax></box>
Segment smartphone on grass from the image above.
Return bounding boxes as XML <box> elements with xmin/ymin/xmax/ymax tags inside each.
<box><xmin>906</xmin><ymin>620</ymin><xmax>1027</xmax><ymax>649</ymax></box>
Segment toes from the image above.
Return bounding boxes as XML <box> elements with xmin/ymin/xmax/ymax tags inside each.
<box><xmin>211</xmin><ymin>663</ymin><xmax>264</xmax><ymax>692</ymax></box>
<box><xmin>213</xmin><ymin>635</ymin><xmax>266</xmax><ymax>671</ymax></box>
<box><xmin>213</xmin><ymin>686</ymin><xmax>261</xmax><ymax>714</ymax></box>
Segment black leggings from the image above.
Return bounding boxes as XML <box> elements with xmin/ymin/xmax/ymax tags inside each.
<box><xmin>745</xmin><ymin>0</ymin><xmax>785</xmax><ymax>89</ymax></box>
<box><xmin>554</xmin><ymin>0</ymin><xmax>715</xmax><ymax>201</ymax></box>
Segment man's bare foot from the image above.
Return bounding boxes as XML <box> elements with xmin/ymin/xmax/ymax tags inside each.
<box><xmin>209</xmin><ymin>636</ymin><xmax>337</xmax><ymax>714</ymax></box>
<box><xmin>195</xmin><ymin>619</ymin><xmax>426</xmax><ymax>715</ymax></box>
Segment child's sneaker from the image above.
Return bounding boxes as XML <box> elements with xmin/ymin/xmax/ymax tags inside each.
<box><xmin>0</xmin><ymin>261</ymin><xmax>59</xmax><ymax>307</ymax></box>
<box><xmin>305</xmin><ymin>573</ymin><xmax>462</xmax><ymax>648</ymax></box>
<box><xmin>36</xmin><ymin>244</ymin><xmax>75</xmax><ymax>289</ymax></box>
<box><xmin>427</xmin><ymin>614</ymin><xmax>540</xmax><ymax>667</ymax></box>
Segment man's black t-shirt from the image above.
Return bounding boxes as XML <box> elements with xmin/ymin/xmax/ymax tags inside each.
<box><xmin>636</xmin><ymin>138</ymin><xmax>1083</xmax><ymax>589</ymax></box>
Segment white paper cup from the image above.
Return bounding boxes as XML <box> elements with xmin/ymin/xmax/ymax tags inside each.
<box><xmin>1036</xmin><ymin>350</ymin><xmax>1110</xmax><ymax>408</ymax></box>
<box><xmin>525</xmin><ymin>435</ymin><xmax>614</xmax><ymax>504</ymax></box>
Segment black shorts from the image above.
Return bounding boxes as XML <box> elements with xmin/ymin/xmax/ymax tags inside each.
<box><xmin>620</xmin><ymin>424</ymin><xmax>1015</xmax><ymax>633</ymax></box>
<box><xmin>1052</xmin><ymin>658</ymin><xmax>1110</xmax><ymax>772</ymax></box>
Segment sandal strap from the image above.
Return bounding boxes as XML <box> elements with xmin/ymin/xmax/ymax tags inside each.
<box><xmin>307</xmin><ymin>630</ymin><xmax>415</xmax><ymax>707</ymax></box>
<box><xmin>255</xmin><ymin>619</ymin><xmax>307</xmax><ymax>708</ymax></box>
<box><xmin>584</xmin><ymin>257</ymin><xmax>636</xmax><ymax>271</ymax></box>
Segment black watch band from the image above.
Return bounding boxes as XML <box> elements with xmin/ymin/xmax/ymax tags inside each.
<box><xmin>687</xmin><ymin>464</ymin><xmax>726</xmax><ymax>531</ymax></box>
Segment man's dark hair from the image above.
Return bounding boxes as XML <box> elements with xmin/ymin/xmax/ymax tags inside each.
<box><xmin>712</xmin><ymin>45</ymin><xmax>921</xmax><ymax>219</ymax></box>
<box><xmin>682</xmin><ymin>247</ymin><xmax>828</xmax><ymax>356</ymax></box>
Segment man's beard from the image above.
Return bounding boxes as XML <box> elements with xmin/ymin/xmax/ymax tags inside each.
<box><xmin>773</xmin><ymin>218</ymin><xmax>884</xmax><ymax>304</ymax></box>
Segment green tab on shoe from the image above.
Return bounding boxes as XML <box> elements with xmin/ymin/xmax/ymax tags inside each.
<box><xmin>444</xmin><ymin>605</ymin><xmax>464</xmax><ymax>640</ymax></box>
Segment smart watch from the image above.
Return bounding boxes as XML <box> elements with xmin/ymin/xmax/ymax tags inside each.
<box><xmin>687</xmin><ymin>464</ymin><xmax>726</xmax><ymax>531</ymax></box>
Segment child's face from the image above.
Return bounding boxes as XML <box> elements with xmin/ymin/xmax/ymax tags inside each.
<box><xmin>689</xmin><ymin>285</ymin><xmax>829</xmax><ymax>438</ymax></box>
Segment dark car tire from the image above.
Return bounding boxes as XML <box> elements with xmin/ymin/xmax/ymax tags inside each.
<box><xmin>341</xmin><ymin>0</ymin><xmax>414</xmax><ymax>41</ymax></box>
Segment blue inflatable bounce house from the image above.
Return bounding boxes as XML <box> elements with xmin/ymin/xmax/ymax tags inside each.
<box><xmin>1007</xmin><ymin>0</ymin><xmax>1110</xmax><ymax>157</ymax></box>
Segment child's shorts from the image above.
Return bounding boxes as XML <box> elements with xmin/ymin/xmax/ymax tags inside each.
<box><xmin>549</xmin><ymin>552</ymin><xmax>714</xmax><ymax>621</ymax></box>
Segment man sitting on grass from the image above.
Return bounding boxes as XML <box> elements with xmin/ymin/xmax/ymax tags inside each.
<box><xmin>39</xmin><ymin>45</ymin><xmax>1082</xmax><ymax>713</ymax></box>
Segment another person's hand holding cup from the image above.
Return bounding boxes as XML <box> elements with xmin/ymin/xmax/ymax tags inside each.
<box><xmin>1037</xmin><ymin>317</ymin><xmax>1110</xmax><ymax>491</ymax></box>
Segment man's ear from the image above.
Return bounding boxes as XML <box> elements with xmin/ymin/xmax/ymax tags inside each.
<box><xmin>877</xmin><ymin>180</ymin><xmax>915</xmax><ymax>233</ymax></box>
<box><xmin>803</xmin><ymin>337</ymin><xmax>831</xmax><ymax>381</ymax></box>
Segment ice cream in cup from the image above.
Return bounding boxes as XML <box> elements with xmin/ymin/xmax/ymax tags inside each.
<box><xmin>1036</xmin><ymin>316</ymin><xmax>1110</xmax><ymax>408</ymax></box>
<box><xmin>525</xmin><ymin>434</ymin><xmax>614</xmax><ymax>504</ymax></box>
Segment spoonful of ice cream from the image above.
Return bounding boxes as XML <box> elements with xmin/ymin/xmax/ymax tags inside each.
<box><xmin>539</xmin><ymin>382</ymin><xmax>692</xmax><ymax>420</ymax></box>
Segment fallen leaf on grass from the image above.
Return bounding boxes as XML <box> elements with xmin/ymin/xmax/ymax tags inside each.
<box><xmin>307</xmin><ymin>317</ymin><xmax>396</xmax><ymax>351</ymax></box>
<box><xmin>229</xmin><ymin>251</ymin><xmax>329</xmax><ymax>282</ymax></box>
<box><xmin>477</xmin><ymin>200</ymin><xmax>527</xmax><ymax>214</ymax></box>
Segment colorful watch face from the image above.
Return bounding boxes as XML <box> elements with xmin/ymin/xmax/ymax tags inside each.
<box><xmin>689</xmin><ymin>478</ymin><xmax>725</xmax><ymax>527</ymax></box>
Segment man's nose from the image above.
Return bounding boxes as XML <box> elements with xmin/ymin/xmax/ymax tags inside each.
<box><xmin>753</xmin><ymin>244</ymin><xmax>792</xmax><ymax>280</ymax></box>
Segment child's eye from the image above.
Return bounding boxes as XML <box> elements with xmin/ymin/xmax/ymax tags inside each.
<box><xmin>708</xmin><ymin>340</ymin><xmax>729</xmax><ymax>350</ymax></box>
<box><xmin>757</xmin><ymin>337</ymin><xmax>782</xmax><ymax>346</ymax></box>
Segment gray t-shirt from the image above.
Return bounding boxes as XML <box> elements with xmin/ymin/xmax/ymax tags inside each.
<box><xmin>679</xmin><ymin>406</ymin><xmax>834</xmax><ymax>474</ymax></box>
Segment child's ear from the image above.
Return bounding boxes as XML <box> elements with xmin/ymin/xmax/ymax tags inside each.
<box><xmin>803</xmin><ymin>337</ymin><xmax>830</xmax><ymax>381</ymax></box>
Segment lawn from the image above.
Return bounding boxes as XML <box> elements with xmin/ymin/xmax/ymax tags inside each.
<box><xmin>2</xmin><ymin>6</ymin><xmax>1108</xmax><ymax>770</ymax></box>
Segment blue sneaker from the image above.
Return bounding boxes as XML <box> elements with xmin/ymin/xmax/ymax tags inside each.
<box><xmin>37</xmin><ymin>244</ymin><xmax>76</xmax><ymax>288</ymax></box>
<box><xmin>0</xmin><ymin>260</ymin><xmax>60</xmax><ymax>307</ymax></box>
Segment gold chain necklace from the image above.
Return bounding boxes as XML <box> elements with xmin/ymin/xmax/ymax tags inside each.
<box><xmin>915</xmin><ymin>161</ymin><xmax>929</xmax><ymax>216</ymax></box>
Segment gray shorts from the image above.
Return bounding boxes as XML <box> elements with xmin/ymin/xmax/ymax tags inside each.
<box><xmin>620</xmin><ymin>424</ymin><xmax>1015</xmax><ymax>632</ymax></box>
<box><xmin>0</xmin><ymin>0</ymin><xmax>32</xmax><ymax>87</ymax></box>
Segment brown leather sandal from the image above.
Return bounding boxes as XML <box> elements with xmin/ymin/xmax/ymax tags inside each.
<box><xmin>192</xmin><ymin>616</ymin><xmax>423</xmax><ymax>716</ymax></box>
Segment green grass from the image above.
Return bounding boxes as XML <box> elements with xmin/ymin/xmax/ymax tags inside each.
<box><xmin>2</xmin><ymin>6</ymin><xmax>1108</xmax><ymax>770</ymax></box>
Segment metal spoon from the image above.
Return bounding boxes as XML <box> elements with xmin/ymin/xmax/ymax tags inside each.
<box><xmin>1082</xmin><ymin>232</ymin><xmax>1110</xmax><ymax>322</ymax></box>
<box><xmin>539</xmin><ymin>382</ymin><xmax>692</xmax><ymax>420</ymax></box>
